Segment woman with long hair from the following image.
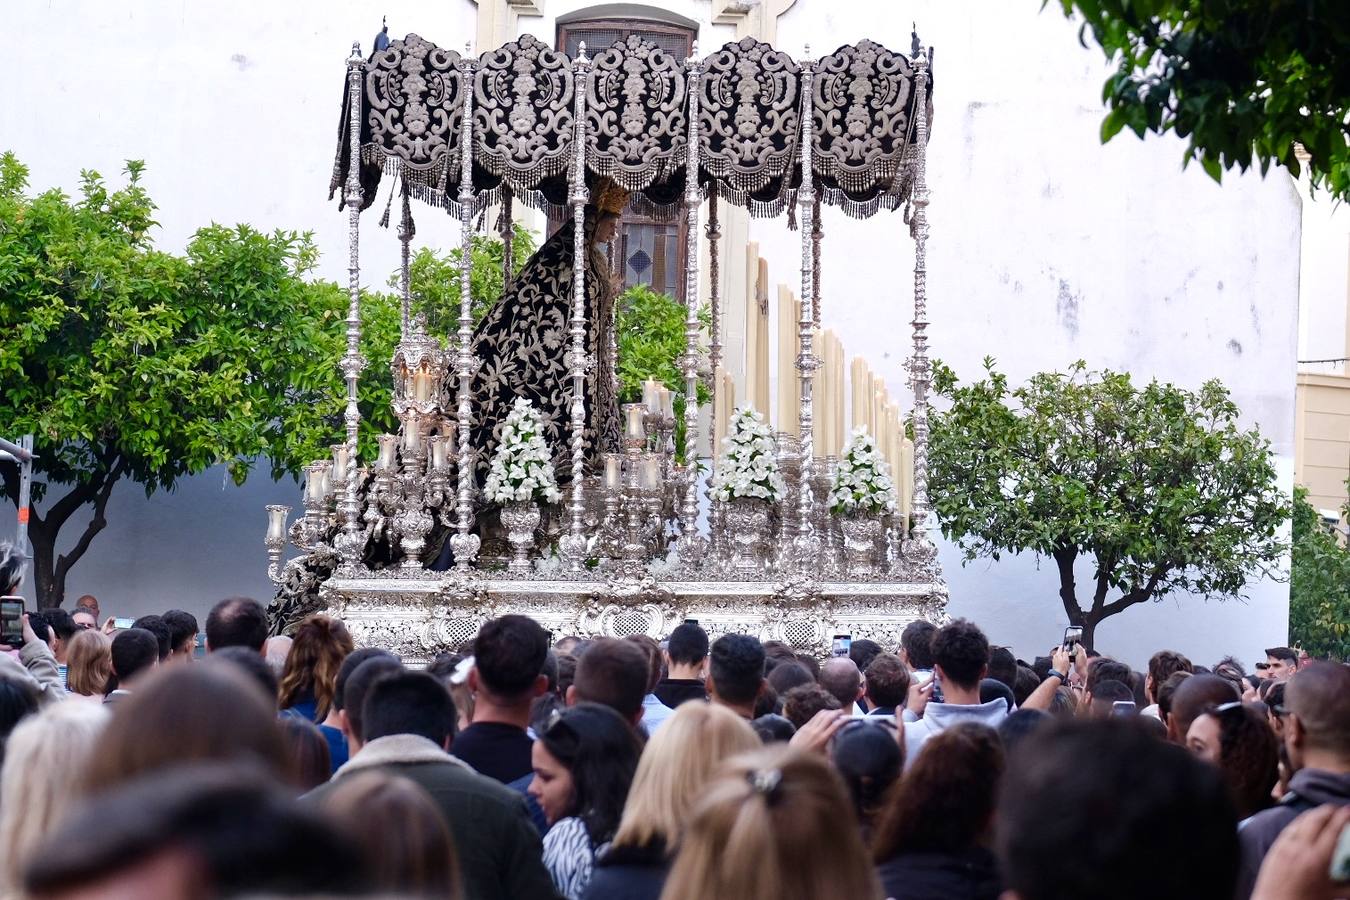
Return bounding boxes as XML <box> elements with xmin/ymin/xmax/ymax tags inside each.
<box><xmin>277</xmin><ymin>614</ymin><xmax>353</xmax><ymax>724</ymax></box>
<box><xmin>529</xmin><ymin>703</ymin><xmax>643</xmax><ymax>900</ymax></box>
<box><xmin>320</xmin><ymin>770</ymin><xmax>461</xmax><ymax>899</ymax></box>
<box><xmin>870</xmin><ymin>722</ymin><xmax>1004</xmax><ymax>900</ymax></box>
<box><xmin>83</xmin><ymin>662</ymin><xmax>288</xmax><ymax>794</ymax></box>
<box><xmin>0</xmin><ymin>701</ymin><xmax>108</xmax><ymax>895</ymax></box>
<box><xmin>659</xmin><ymin>746</ymin><xmax>883</xmax><ymax>900</ymax></box>
<box><xmin>584</xmin><ymin>702</ymin><xmax>760</xmax><ymax>900</ymax></box>
<box><xmin>1185</xmin><ymin>701</ymin><xmax>1279</xmax><ymax>820</ymax></box>
<box><xmin>64</xmin><ymin>629</ymin><xmax>112</xmax><ymax>701</ymax></box>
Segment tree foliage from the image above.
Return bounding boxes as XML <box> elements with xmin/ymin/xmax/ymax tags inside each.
<box><xmin>1289</xmin><ymin>485</ymin><xmax>1350</xmax><ymax>660</ymax></box>
<box><xmin>390</xmin><ymin>225</ymin><xmax>536</xmax><ymax>334</ymax></box>
<box><xmin>1053</xmin><ymin>0</ymin><xmax>1350</xmax><ymax>199</ymax></box>
<box><xmin>930</xmin><ymin>359</ymin><xmax>1288</xmax><ymax>648</ymax></box>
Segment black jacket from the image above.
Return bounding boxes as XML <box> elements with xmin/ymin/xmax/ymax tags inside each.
<box><xmin>1235</xmin><ymin>768</ymin><xmax>1350</xmax><ymax>900</ymax></box>
<box><xmin>581</xmin><ymin>840</ymin><xmax>669</xmax><ymax>900</ymax></box>
<box><xmin>306</xmin><ymin>734</ymin><xmax>560</xmax><ymax>900</ymax></box>
<box><xmin>876</xmin><ymin>847</ymin><xmax>1001</xmax><ymax>900</ymax></box>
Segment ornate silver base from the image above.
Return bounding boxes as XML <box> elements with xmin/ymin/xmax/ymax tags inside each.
<box><xmin>322</xmin><ymin>570</ymin><xmax>948</xmax><ymax>666</ymax></box>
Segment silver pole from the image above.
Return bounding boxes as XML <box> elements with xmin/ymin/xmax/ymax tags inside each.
<box><xmin>793</xmin><ymin>48</ymin><xmax>820</xmax><ymax>567</ymax></box>
<box><xmin>559</xmin><ymin>44</ymin><xmax>592</xmax><ymax>569</ymax></box>
<box><xmin>450</xmin><ymin>45</ymin><xmax>482</xmax><ymax>570</ymax></box>
<box><xmin>679</xmin><ymin>44</ymin><xmax>705</xmax><ymax>552</ymax></box>
<box><xmin>339</xmin><ymin>42</ymin><xmax>368</xmax><ymax>562</ymax></box>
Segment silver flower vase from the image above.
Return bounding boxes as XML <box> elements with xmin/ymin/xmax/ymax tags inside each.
<box><xmin>840</xmin><ymin>511</ymin><xmax>885</xmax><ymax>577</ymax></box>
<box><xmin>724</xmin><ymin>496</ymin><xmax>772</xmax><ymax>571</ymax></box>
<box><xmin>500</xmin><ymin>500</ymin><xmax>541</xmax><ymax>572</ymax></box>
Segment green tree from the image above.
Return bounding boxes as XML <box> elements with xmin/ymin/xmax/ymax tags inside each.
<box><xmin>1053</xmin><ymin>0</ymin><xmax>1350</xmax><ymax>199</ymax></box>
<box><xmin>389</xmin><ymin>225</ymin><xmax>536</xmax><ymax>334</ymax></box>
<box><xmin>930</xmin><ymin>359</ymin><xmax>1288</xmax><ymax>650</ymax></box>
<box><xmin>0</xmin><ymin>152</ymin><xmax>398</xmax><ymax>607</ymax></box>
<box><xmin>1289</xmin><ymin>485</ymin><xmax>1350</xmax><ymax>659</ymax></box>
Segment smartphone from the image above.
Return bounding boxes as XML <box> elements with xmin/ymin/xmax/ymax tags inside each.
<box><xmin>193</xmin><ymin>632</ymin><xmax>207</xmax><ymax>660</ymax></box>
<box><xmin>1111</xmin><ymin>700</ymin><xmax>1138</xmax><ymax>718</ymax></box>
<box><xmin>0</xmin><ymin>598</ymin><xmax>24</xmax><ymax>647</ymax></box>
<box><xmin>112</xmin><ymin>617</ymin><xmax>136</xmax><ymax>630</ymax></box>
<box><xmin>831</xmin><ymin>634</ymin><xmax>851</xmax><ymax>658</ymax></box>
<box><xmin>1062</xmin><ymin>625</ymin><xmax>1083</xmax><ymax>660</ymax></box>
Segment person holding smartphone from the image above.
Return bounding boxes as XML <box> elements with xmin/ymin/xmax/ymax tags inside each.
<box><xmin>901</xmin><ymin>619</ymin><xmax>1010</xmax><ymax>768</ymax></box>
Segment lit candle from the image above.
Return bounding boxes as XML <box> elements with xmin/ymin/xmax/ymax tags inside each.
<box><xmin>413</xmin><ymin>369</ymin><xmax>432</xmax><ymax>403</ymax></box>
<box><xmin>376</xmin><ymin>434</ymin><xmax>399</xmax><ymax>472</ymax></box>
<box><xmin>604</xmin><ymin>454</ymin><xmax>622</xmax><ymax>490</ymax></box>
<box><xmin>265</xmin><ymin>504</ymin><xmax>290</xmax><ymax>542</ymax></box>
<box><xmin>625</xmin><ymin>404</ymin><xmax>646</xmax><ymax>441</ymax></box>
<box><xmin>428</xmin><ymin>435</ymin><xmax>449</xmax><ymax>471</ymax></box>
<box><xmin>640</xmin><ymin>457</ymin><xmax>660</xmax><ymax>490</ymax></box>
<box><xmin>331</xmin><ymin>443</ymin><xmax>351</xmax><ymax>482</ymax></box>
<box><xmin>659</xmin><ymin>388</ymin><xmax>673</xmax><ymax>419</ymax></box>
<box><xmin>643</xmin><ymin>380</ymin><xmax>661</xmax><ymax>413</ymax></box>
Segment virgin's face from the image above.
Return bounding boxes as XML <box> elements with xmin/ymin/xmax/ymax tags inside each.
<box><xmin>593</xmin><ymin>215</ymin><xmax>620</xmax><ymax>244</ymax></box>
<box><xmin>528</xmin><ymin>742</ymin><xmax>575</xmax><ymax>825</ymax></box>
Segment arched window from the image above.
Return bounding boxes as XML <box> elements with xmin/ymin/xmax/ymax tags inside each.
<box><xmin>556</xmin><ymin>8</ymin><xmax>697</xmax><ymax>301</ymax></box>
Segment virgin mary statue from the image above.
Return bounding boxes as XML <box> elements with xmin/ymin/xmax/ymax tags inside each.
<box><xmin>464</xmin><ymin>179</ymin><xmax>627</xmax><ymax>488</ymax></box>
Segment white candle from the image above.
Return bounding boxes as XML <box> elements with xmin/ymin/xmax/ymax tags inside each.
<box><xmin>376</xmin><ymin>434</ymin><xmax>399</xmax><ymax>472</ymax></box>
<box><xmin>428</xmin><ymin>435</ymin><xmax>449</xmax><ymax>471</ymax></box>
<box><xmin>625</xmin><ymin>404</ymin><xmax>646</xmax><ymax>441</ymax></box>
<box><xmin>402</xmin><ymin>413</ymin><xmax>422</xmax><ymax>453</ymax></box>
<box><xmin>331</xmin><ymin>443</ymin><xmax>351</xmax><ymax>482</ymax></box>
<box><xmin>604</xmin><ymin>455</ymin><xmax>622</xmax><ymax>490</ymax></box>
<box><xmin>304</xmin><ymin>463</ymin><xmax>326</xmax><ymax>503</ymax></box>
<box><xmin>319</xmin><ymin>462</ymin><xmax>333</xmax><ymax>498</ymax></box>
<box><xmin>413</xmin><ymin>370</ymin><xmax>432</xmax><ymax>403</ymax></box>
<box><xmin>659</xmin><ymin>388</ymin><xmax>673</xmax><ymax>419</ymax></box>
<box><xmin>643</xmin><ymin>380</ymin><xmax>660</xmax><ymax>413</ymax></box>
<box><xmin>640</xmin><ymin>457</ymin><xmax>660</xmax><ymax>490</ymax></box>
<box><xmin>265</xmin><ymin>505</ymin><xmax>290</xmax><ymax>542</ymax></box>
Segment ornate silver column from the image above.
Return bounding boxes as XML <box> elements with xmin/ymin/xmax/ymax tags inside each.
<box><xmin>811</xmin><ymin>197</ymin><xmax>822</xmax><ymax>329</ymax></box>
<box><xmin>339</xmin><ymin>42</ymin><xmax>368</xmax><ymax>564</ymax></box>
<box><xmin>903</xmin><ymin>50</ymin><xmax>939</xmax><ymax>571</ymax></box>
<box><xmin>678</xmin><ymin>45</ymin><xmax>705</xmax><ymax>554</ymax></box>
<box><xmin>559</xmin><ymin>44</ymin><xmax>592</xmax><ymax>569</ymax></box>
<box><xmin>792</xmin><ymin>49</ymin><xmax>820</xmax><ymax>567</ymax></box>
<box><xmin>398</xmin><ymin>185</ymin><xmax>413</xmax><ymax>337</ymax></box>
<box><xmin>449</xmin><ymin>45</ymin><xmax>482</xmax><ymax>570</ymax></box>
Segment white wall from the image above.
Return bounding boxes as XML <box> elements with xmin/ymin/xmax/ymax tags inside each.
<box><xmin>2</xmin><ymin>0</ymin><xmax>1302</xmax><ymax>669</ymax></box>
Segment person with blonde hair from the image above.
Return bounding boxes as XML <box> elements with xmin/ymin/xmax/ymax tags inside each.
<box><xmin>659</xmin><ymin>745</ymin><xmax>884</xmax><ymax>900</ymax></box>
<box><xmin>584</xmin><ymin>702</ymin><xmax>760</xmax><ymax>900</ymax></box>
<box><xmin>319</xmin><ymin>770</ymin><xmax>462</xmax><ymax>899</ymax></box>
<box><xmin>0</xmin><ymin>701</ymin><xmax>109</xmax><ymax>894</ymax></box>
<box><xmin>64</xmin><ymin>628</ymin><xmax>112</xmax><ymax>701</ymax></box>
<box><xmin>277</xmin><ymin>614</ymin><xmax>353</xmax><ymax>723</ymax></box>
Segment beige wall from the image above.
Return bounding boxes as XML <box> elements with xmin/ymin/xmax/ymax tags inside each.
<box><xmin>1295</xmin><ymin>373</ymin><xmax>1350</xmax><ymax>515</ymax></box>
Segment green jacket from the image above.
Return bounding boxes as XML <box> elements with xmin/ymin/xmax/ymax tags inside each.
<box><xmin>306</xmin><ymin>733</ymin><xmax>560</xmax><ymax>900</ymax></box>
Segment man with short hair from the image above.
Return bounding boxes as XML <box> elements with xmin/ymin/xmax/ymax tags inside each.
<box><xmin>998</xmin><ymin>719</ymin><xmax>1239</xmax><ymax>899</ymax></box>
<box><xmin>1166</xmin><ymin>673</ymin><xmax>1240</xmax><ymax>744</ymax></box>
<box><xmin>29</xmin><ymin>609</ymin><xmax>76</xmax><ymax>687</ymax></box>
<box><xmin>132</xmin><ymin>615</ymin><xmax>172</xmax><ymax>662</ymax></box>
<box><xmin>655</xmin><ymin>621</ymin><xmax>708</xmax><ymax>708</ymax></box>
<box><xmin>782</xmin><ymin>683</ymin><xmax>841</xmax><ymax>729</ymax></box>
<box><xmin>71</xmin><ymin>608</ymin><xmax>98</xmax><ymax>631</ymax></box>
<box><xmin>320</xmin><ymin>647</ymin><xmax>397</xmax><ymax>773</ymax></box>
<box><xmin>204</xmin><ymin>597</ymin><xmax>268</xmax><ymax>653</ymax></box>
<box><xmin>819</xmin><ymin>657</ymin><xmax>865</xmax><ymax>715</ymax></box>
<box><xmin>1235</xmin><ymin>661</ymin><xmax>1350</xmax><ymax>899</ymax></box>
<box><xmin>1263</xmin><ymin>646</ymin><xmax>1299</xmax><ymax>681</ymax></box>
<box><xmin>454</xmin><ymin>615</ymin><xmax>549</xmax><ymax>783</ymax></box>
<box><xmin>106</xmin><ymin>628</ymin><xmax>160</xmax><ymax>704</ymax></box>
<box><xmin>901</xmin><ymin>618</ymin><xmax>1007</xmax><ymax>765</ymax></box>
<box><xmin>624</xmin><ymin>634</ymin><xmax>675</xmax><ymax>733</ymax></box>
<box><xmin>863</xmin><ymin>653</ymin><xmax>909</xmax><ymax>718</ymax></box>
<box><xmin>705</xmin><ymin>633</ymin><xmax>766</xmax><ymax>720</ymax></box>
<box><xmin>987</xmin><ymin>646</ymin><xmax>1018</xmax><ymax>694</ymax></box>
<box><xmin>1087</xmin><ymin>679</ymin><xmax>1135</xmax><ymax>718</ymax></box>
<box><xmin>74</xmin><ymin>594</ymin><xmax>100</xmax><ymax>620</ymax></box>
<box><xmin>308</xmin><ymin>670</ymin><xmax>559</xmax><ymax>900</ymax></box>
<box><xmin>1143</xmin><ymin>650</ymin><xmax>1192</xmax><ymax>717</ymax></box>
<box><xmin>1083</xmin><ymin>657</ymin><xmax>1132</xmax><ymax>712</ymax></box>
<box><xmin>567</xmin><ymin>637</ymin><xmax>649</xmax><ymax>727</ymax></box>
<box><xmin>847</xmin><ymin>638</ymin><xmax>883</xmax><ymax>680</ymax></box>
<box><xmin>899</xmin><ymin>619</ymin><xmax>940</xmax><ymax>702</ymax></box>
<box><xmin>162</xmin><ymin>609</ymin><xmax>199</xmax><ymax>661</ymax></box>
<box><xmin>335</xmin><ymin>655</ymin><xmax>404</xmax><ymax>757</ymax></box>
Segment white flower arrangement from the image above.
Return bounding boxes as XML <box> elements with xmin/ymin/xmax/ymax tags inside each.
<box><xmin>711</xmin><ymin>407</ymin><xmax>786</xmax><ymax>503</ymax></box>
<box><xmin>830</xmin><ymin>427</ymin><xmax>898</xmax><ymax>515</ymax></box>
<box><xmin>484</xmin><ymin>398</ymin><xmax>563</xmax><ymax>505</ymax></box>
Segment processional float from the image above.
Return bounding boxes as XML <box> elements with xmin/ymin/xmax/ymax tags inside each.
<box><xmin>265</xmin><ymin>30</ymin><xmax>947</xmax><ymax>662</ymax></box>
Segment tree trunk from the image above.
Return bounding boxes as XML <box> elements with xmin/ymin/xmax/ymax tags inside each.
<box><xmin>19</xmin><ymin>462</ymin><xmax>123</xmax><ymax>609</ymax></box>
<box><xmin>27</xmin><ymin>522</ymin><xmax>61</xmax><ymax>609</ymax></box>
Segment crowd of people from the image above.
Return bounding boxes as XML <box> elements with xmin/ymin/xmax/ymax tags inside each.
<box><xmin>0</xmin><ymin>545</ymin><xmax>1347</xmax><ymax>899</ymax></box>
